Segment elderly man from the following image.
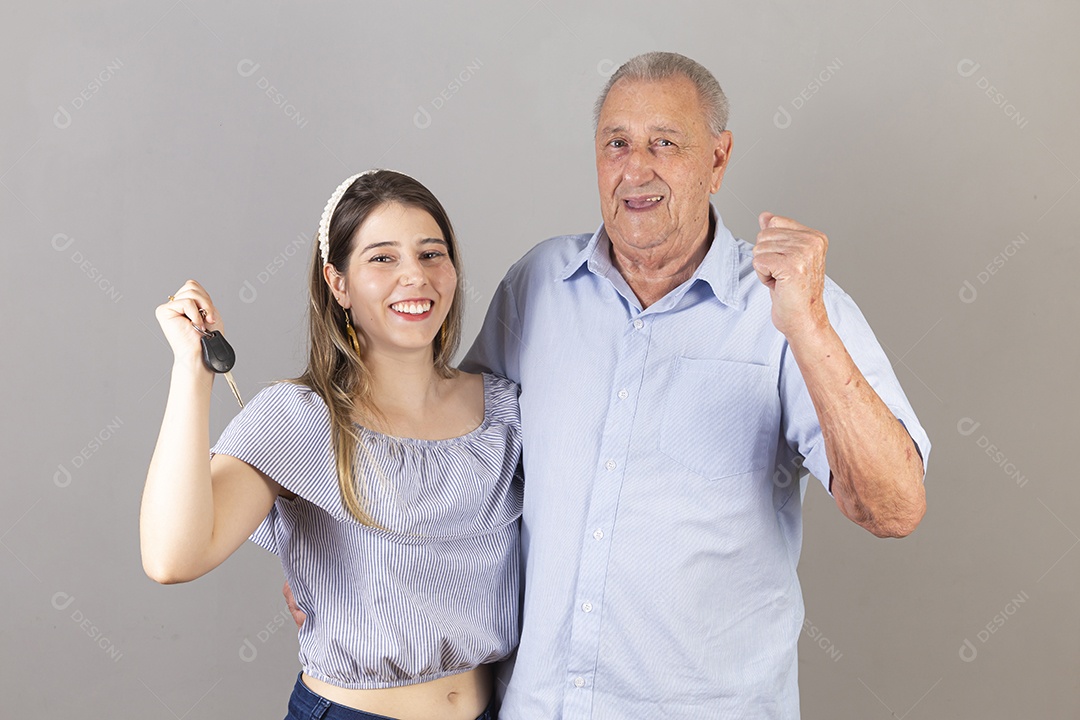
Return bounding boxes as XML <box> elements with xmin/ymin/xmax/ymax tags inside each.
<box><xmin>462</xmin><ymin>52</ymin><xmax>929</xmax><ymax>719</ymax></box>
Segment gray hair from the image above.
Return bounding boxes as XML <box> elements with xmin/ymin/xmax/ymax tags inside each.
<box><xmin>594</xmin><ymin>52</ymin><xmax>730</xmax><ymax>136</ymax></box>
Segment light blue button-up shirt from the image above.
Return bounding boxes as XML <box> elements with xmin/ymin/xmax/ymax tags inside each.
<box><xmin>463</xmin><ymin>209</ymin><xmax>930</xmax><ymax>720</ymax></box>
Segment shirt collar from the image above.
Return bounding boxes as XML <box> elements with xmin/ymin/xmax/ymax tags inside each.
<box><xmin>558</xmin><ymin>204</ymin><xmax>741</xmax><ymax>309</ymax></box>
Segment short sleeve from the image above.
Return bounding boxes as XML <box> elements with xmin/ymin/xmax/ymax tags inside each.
<box><xmin>779</xmin><ymin>280</ymin><xmax>931</xmax><ymax>494</ymax></box>
<box><xmin>210</xmin><ymin>382</ymin><xmax>341</xmax><ymax>552</ymax></box>
<box><xmin>481</xmin><ymin>373</ymin><xmax>522</xmax><ymax>423</ymax></box>
<box><xmin>462</xmin><ymin>274</ymin><xmax>523</xmax><ymax>383</ymax></box>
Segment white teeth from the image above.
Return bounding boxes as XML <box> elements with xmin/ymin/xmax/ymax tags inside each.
<box><xmin>391</xmin><ymin>300</ymin><xmax>432</xmax><ymax>315</ymax></box>
<box><xmin>647</xmin><ymin>196</ymin><xmax>662</xmax><ymax>202</ymax></box>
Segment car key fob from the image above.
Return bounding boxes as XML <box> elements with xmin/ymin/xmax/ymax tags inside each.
<box><xmin>191</xmin><ymin>323</ymin><xmax>244</xmax><ymax>407</ymax></box>
<box><xmin>199</xmin><ymin>330</ymin><xmax>236</xmax><ymax>373</ymax></box>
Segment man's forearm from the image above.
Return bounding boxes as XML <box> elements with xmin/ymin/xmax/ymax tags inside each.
<box><xmin>787</xmin><ymin>323</ymin><xmax>926</xmax><ymax>538</ymax></box>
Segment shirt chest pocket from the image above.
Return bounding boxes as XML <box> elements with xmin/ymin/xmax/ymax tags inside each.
<box><xmin>658</xmin><ymin>357</ymin><xmax>780</xmax><ymax>480</ymax></box>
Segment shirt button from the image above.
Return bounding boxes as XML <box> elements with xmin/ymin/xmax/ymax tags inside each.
<box><xmin>617</xmin><ymin>389</ymin><xmax>628</xmax><ymax>400</ymax></box>
<box><xmin>633</xmin><ymin>319</ymin><xmax>644</xmax><ymax>330</ymax></box>
<box><xmin>605</xmin><ymin>459</ymin><xmax>616</xmax><ymax>471</ymax></box>
<box><xmin>593</xmin><ymin>529</ymin><xmax>604</xmax><ymax>540</ymax></box>
<box><xmin>582</xmin><ymin>602</ymin><xmax>593</xmax><ymax>613</ymax></box>
<box><xmin>574</xmin><ymin>676</ymin><xmax>586</xmax><ymax>688</ymax></box>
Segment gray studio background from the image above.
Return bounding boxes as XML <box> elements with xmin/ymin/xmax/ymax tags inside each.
<box><xmin>3</xmin><ymin>1</ymin><xmax>1077</xmax><ymax>717</ymax></box>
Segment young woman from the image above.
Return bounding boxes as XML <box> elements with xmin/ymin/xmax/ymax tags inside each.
<box><xmin>140</xmin><ymin>170</ymin><xmax>522</xmax><ymax>720</ymax></box>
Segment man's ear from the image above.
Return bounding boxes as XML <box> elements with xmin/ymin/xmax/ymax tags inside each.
<box><xmin>323</xmin><ymin>263</ymin><xmax>348</xmax><ymax>307</ymax></box>
<box><xmin>710</xmin><ymin>130</ymin><xmax>733</xmax><ymax>194</ymax></box>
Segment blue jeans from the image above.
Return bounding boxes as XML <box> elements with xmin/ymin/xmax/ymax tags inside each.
<box><xmin>283</xmin><ymin>673</ymin><xmax>496</xmax><ymax>720</ymax></box>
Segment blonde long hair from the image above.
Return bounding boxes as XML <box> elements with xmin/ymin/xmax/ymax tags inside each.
<box><xmin>293</xmin><ymin>170</ymin><xmax>464</xmax><ymax>526</ymax></box>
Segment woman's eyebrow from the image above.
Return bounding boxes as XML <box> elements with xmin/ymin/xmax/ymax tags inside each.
<box><xmin>361</xmin><ymin>240</ymin><xmax>398</xmax><ymax>252</ymax></box>
<box><xmin>361</xmin><ymin>237</ymin><xmax>447</xmax><ymax>252</ymax></box>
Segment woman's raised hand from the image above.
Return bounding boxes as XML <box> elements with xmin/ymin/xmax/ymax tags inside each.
<box><xmin>156</xmin><ymin>279</ymin><xmax>223</xmax><ymax>369</ymax></box>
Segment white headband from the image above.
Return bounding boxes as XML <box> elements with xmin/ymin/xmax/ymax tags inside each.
<box><xmin>318</xmin><ymin>171</ymin><xmax>371</xmax><ymax>264</ymax></box>
<box><xmin>317</xmin><ymin>168</ymin><xmax>420</xmax><ymax>264</ymax></box>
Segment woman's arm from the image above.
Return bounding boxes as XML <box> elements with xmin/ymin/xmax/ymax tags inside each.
<box><xmin>140</xmin><ymin>280</ymin><xmax>281</xmax><ymax>584</ymax></box>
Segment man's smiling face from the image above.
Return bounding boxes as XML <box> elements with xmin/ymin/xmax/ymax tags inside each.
<box><xmin>595</xmin><ymin>75</ymin><xmax>731</xmax><ymax>257</ymax></box>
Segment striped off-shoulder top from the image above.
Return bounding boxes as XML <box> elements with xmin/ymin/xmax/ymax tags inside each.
<box><xmin>210</xmin><ymin>373</ymin><xmax>523</xmax><ymax>689</ymax></box>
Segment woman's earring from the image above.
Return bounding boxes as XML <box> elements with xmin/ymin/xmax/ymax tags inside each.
<box><xmin>344</xmin><ymin>308</ymin><xmax>361</xmax><ymax>354</ymax></box>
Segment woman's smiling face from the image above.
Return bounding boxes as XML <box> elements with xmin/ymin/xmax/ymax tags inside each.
<box><xmin>332</xmin><ymin>202</ymin><xmax>457</xmax><ymax>356</ymax></box>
